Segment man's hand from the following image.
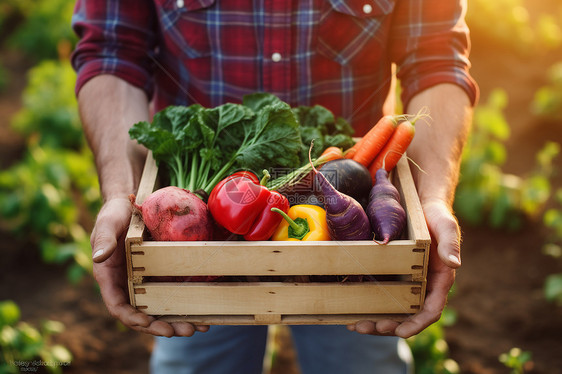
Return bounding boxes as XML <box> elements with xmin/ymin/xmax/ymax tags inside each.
<box><xmin>78</xmin><ymin>75</ymin><xmax>209</xmax><ymax>337</ymax></box>
<box><xmin>92</xmin><ymin>197</ymin><xmax>209</xmax><ymax>337</ymax></box>
<box><xmin>348</xmin><ymin>199</ymin><xmax>460</xmax><ymax>338</ymax></box>
<box><xmin>348</xmin><ymin>83</ymin><xmax>472</xmax><ymax>338</ymax></box>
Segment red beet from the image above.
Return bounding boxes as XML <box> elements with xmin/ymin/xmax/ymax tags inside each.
<box><xmin>130</xmin><ymin>186</ymin><xmax>212</xmax><ymax>241</ymax></box>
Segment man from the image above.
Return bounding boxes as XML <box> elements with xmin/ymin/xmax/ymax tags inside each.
<box><xmin>71</xmin><ymin>0</ymin><xmax>477</xmax><ymax>372</ymax></box>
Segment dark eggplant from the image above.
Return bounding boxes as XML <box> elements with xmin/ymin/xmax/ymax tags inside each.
<box><xmin>314</xmin><ymin>159</ymin><xmax>372</xmax><ymax>208</ymax></box>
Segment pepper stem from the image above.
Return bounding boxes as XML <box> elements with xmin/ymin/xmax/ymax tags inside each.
<box><xmin>260</xmin><ymin>169</ymin><xmax>271</xmax><ymax>186</ymax></box>
<box><xmin>271</xmin><ymin>208</ymin><xmax>310</xmax><ymax>240</ymax></box>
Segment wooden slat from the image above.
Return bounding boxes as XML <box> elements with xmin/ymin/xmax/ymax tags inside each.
<box><xmin>157</xmin><ymin>313</ymin><xmax>412</xmax><ymax>325</ymax></box>
<box><xmin>130</xmin><ymin>240</ymin><xmax>425</xmax><ymax>277</ymax></box>
<box><xmin>134</xmin><ymin>282</ymin><xmax>420</xmax><ymax>316</ymax></box>
<box><xmin>394</xmin><ymin>156</ymin><xmax>431</xmax><ymax>247</ymax></box>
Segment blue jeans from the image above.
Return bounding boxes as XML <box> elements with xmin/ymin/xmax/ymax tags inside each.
<box><xmin>150</xmin><ymin>325</ymin><xmax>413</xmax><ymax>374</ymax></box>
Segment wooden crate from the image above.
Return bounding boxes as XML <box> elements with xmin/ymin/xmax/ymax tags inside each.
<box><xmin>125</xmin><ymin>152</ymin><xmax>430</xmax><ymax>325</ymax></box>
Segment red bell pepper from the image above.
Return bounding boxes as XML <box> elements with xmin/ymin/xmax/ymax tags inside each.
<box><xmin>208</xmin><ymin>170</ymin><xmax>289</xmax><ymax>241</ymax></box>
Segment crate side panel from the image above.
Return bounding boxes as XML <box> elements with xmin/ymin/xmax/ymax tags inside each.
<box><xmin>134</xmin><ymin>282</ymin><xmax>421</xmax><ymax>316</ymax></box>
<box><xmin>126</xmin><ymin>151</ymin><xmax>158</xmax><ymax>305</ymax></box>
<box><xmin>131</xmin><ymin>241</ymin><xmax>425</xmax><ymax>277</ymax></box>
<box><xmin>394</xmin><ymin>156</ymin><xmax>431</xmax><ymax>246</ymax></box>
<box><xmin>125</xmin><ymin>152</ymin><xmax>158</xmax><ymax>247</ymax></box>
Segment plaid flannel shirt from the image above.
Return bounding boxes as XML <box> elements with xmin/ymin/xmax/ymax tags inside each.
<box><xmin>71</xmin><ymin>0</ymin><xmax>478</xmax><ymax>136</ymax></box>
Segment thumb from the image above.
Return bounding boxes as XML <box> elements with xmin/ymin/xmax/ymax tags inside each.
<box><xmin>423</xmin><ymin>200</ymin><xmax>462</xmax><ymax>269</ymax></box>
<box><xmin>91</xmin><ymin>198</ymin><xmax>133</xmax><ymax>263</ymax></box>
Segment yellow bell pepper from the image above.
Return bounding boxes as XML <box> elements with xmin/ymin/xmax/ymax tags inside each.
<box><xmin>271</xmin><ymin>204</ymin><xmax>330</xmax><ymax>241</ymax></box>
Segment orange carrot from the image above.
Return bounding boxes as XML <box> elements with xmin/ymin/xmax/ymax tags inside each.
<box><xmin>368</xmin><ymin>119</ymin><xmax>415</xmax><ymax>183</ymax></box>
<box><xmin>319</xmin><ymin>146</ymin><xmax>344</xmax><ymax>162</ymax></box>
<box><xmin>343</xmin><ymin>142</ymin><xmax>360</xmax><ymax>159</ymax></box>
<box><xmin>352</xmin><ymin>115</ymin><xmax>399</xmax><ymax>167</ymax></box>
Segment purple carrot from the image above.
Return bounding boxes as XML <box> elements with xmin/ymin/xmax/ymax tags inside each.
<box><xmin>309</xmin><ymin>142</ymin><xmax>372</xmax><ymax>240</ymax></box>
<box><xmin>366</xmin><ymin>168</ymin><xmax>406</xmax><ymax>244</ymax></box>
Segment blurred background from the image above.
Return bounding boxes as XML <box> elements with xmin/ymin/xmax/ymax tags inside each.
<box><xmin>0</xmin><ymin>0</ymin><xmax>561</xmax><ymax>373</ymax></box>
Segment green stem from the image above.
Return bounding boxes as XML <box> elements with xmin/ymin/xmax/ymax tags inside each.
<box><xmin>260</xmin><ymin>169</ymin><xmax>271</xmax><ymax>186</ymax></box>
<box><xmin>203</xmin><ymin>162</ymin><xmax>212</xmax><ymax>185</ymax></box>
<box><xmin>188</xmin><ymin>152</ymin><xmax>199</xmax><ymax>191</ymax></box>
<box><xmin>202</xmin><ymin>156</ymin><xmax>238</xmax><ymax>194</ymax></box>
<box><xmin>172</xmin><ymin>156</ymin><xmax>185</xmax><ymax>189</ymax></box>
<box><xmin>170</xmin><ymin>174</ymin><xmax>177</xmax><ymax>187</ymax></box>
<box><xmin>267</xmin><ymin>154</ymin><xmax>329</xmax><ymax>191</ymax></box>
<box><xmin>196</xmin><ymin>152</ymin><xmax>209</xmax><ymax>188</ymax></box>
<box><xmin>270</xmin><ymin>208</ymin><xmax>309</xmax><ymax>240</ymax></box>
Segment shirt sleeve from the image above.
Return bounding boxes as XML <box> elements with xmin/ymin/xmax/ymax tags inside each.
<box><xmin>70</xmin><ymin>0</ymin><xmax>157</xmax><ymax>98</ymax></box>
<box><xmin>389</xmin><ymin>0</ymin><xmax>479</xmax><ymax>108</ymax></box>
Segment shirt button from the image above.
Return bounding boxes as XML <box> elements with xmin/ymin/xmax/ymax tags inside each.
<box><xmin>271</xmin><ymin>52</ymin><xmax>282</xmax><ymax>62</ymax></box>
<box><xmin>362</xmin><ymin>3</ymin><xmax>373</xmax><ymax>14</ymax></box>
<box><xmin>177</xmin><ymin>0</ymin><xmax>184</xmax><ymax>8</ymax></box>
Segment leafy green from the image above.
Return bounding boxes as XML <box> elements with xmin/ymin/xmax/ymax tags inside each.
<box><xmin>129</xmin><ymin>93</ymin><xmax>303</xmax><ymax>194</ymax></box>
<box><xmin>291</xmin><ymin>105</ymin><xmax>354</xmax><ymax>162</ymax></box>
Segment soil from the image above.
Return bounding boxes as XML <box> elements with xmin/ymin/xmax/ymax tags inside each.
<box><xmin>1</xmin><ymin>7</ymin><xmax>562</xmax><ymax>373</ymax></box>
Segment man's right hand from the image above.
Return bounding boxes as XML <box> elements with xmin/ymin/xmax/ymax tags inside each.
<box><xmin>77</xmin><ymin>75</ymin><xmax>208</xmax><ymax>337</ymax></box>
<box><xmin>91</xmin><ymin>197</ymin><xmax>210</xmax><ymax>337</ymax></box>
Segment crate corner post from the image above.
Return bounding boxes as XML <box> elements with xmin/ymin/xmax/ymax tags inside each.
<box><xmin>125</xmin><ymin>151</ymin><xmax>158</xmax><ymax>308</ymax></box>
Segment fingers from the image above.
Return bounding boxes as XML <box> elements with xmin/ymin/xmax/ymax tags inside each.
<box><xmin>395</xmin><ymin>248</ymin><xmax>455</xmax><ymax>338</ymax></box>
<box><xmin>348</xmin><ymin>200</ymin><xmax>460</xmax><ymax>339</ymax></box>
<box><xmin>106</xmin><ymin>298</ymin><xmax>208</xmax><ymax>337</ymax></box>
<box><xmin>348</xmin><ymin>266</ymin><xmax>453</xmax><ymax>339</ymax></box>
<box><xmin>170</xmin><ymin>322</ymin><xmax>211</xmax><ymax>337</ymax></box>
<box><xmin>347</xmin><ymin>319</ymin><xmax>400</xmax><ymax>336</ymax></box>
<box><xmin>423</xmin><ymin>200</ymin><xmax>462</xmax><ymax>269</ymax></box>
<box><xmin>101</xmin><ymin>282</ymin><xmax>207</xmax><ymax>337</ymax></box>
<box><xmin>91</xmin><ymin>198</ymin><xmax>132</xmax><ymax>263</ymax></box>
<box><xmin>394</xmin><ymin>284</ymin><xmax>450</xmax><ymax>338</ymax></box>
<box><xmin>91</xmin><ymin>198</ymin><xmax>209</xmax><ymax>337</ymax></box>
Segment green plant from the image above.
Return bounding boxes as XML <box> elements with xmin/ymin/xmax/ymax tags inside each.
<box><xmin>467</xmin><ymin>0</ymin><xmax>533</xmax><ymax>48</ymax></box>
<box><xmin>6</xmin><ymin>0</ymin><xmax>76</xmax><ymax>61</ymax></box>
<box><xmin>455</xmin><ymin>89</ymin><xmax>560</xmax><ymax>229</ymax></box>
<box><xmin>0</xmin><ymin>300</ymin><xmax>72</xmax><ymax>374</ymax></box>
<box><xmin>543</xmin><ymin>188</ymin><xmax>562</xmax><ymax>306</ymax></box>
<box><xmin>11</xmin><ymin>59</ymin><xmax>84</xmax><ymax>150</ymax></box>
<box><xmin>499</xmin><ymin>347</ymin><xmax>533</xmax><ymax>374</ymax></box>
<box><xmin>532</xmin><ymin>62</ymin><xmax>562</xmax><ymax>121</ymax></box>
<box><xmin>407</xmin><ymin>308</ymin><xmax>459</xmax><ymax>374</ymax></box>
<box><xmin>467</xmin><ymin>1</ymin><xmax>562</xmax><ymax>52</ymax></box>
<box><xmin>0</xmin><ymin>140</ymin><xmax>100</xmax><ymax>283</ymax></box>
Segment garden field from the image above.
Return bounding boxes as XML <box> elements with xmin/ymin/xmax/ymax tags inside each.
<box><xmin>1</xmin><ymin>0</ymin><xmax>562</xmax><ymax>373</ymax></box>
